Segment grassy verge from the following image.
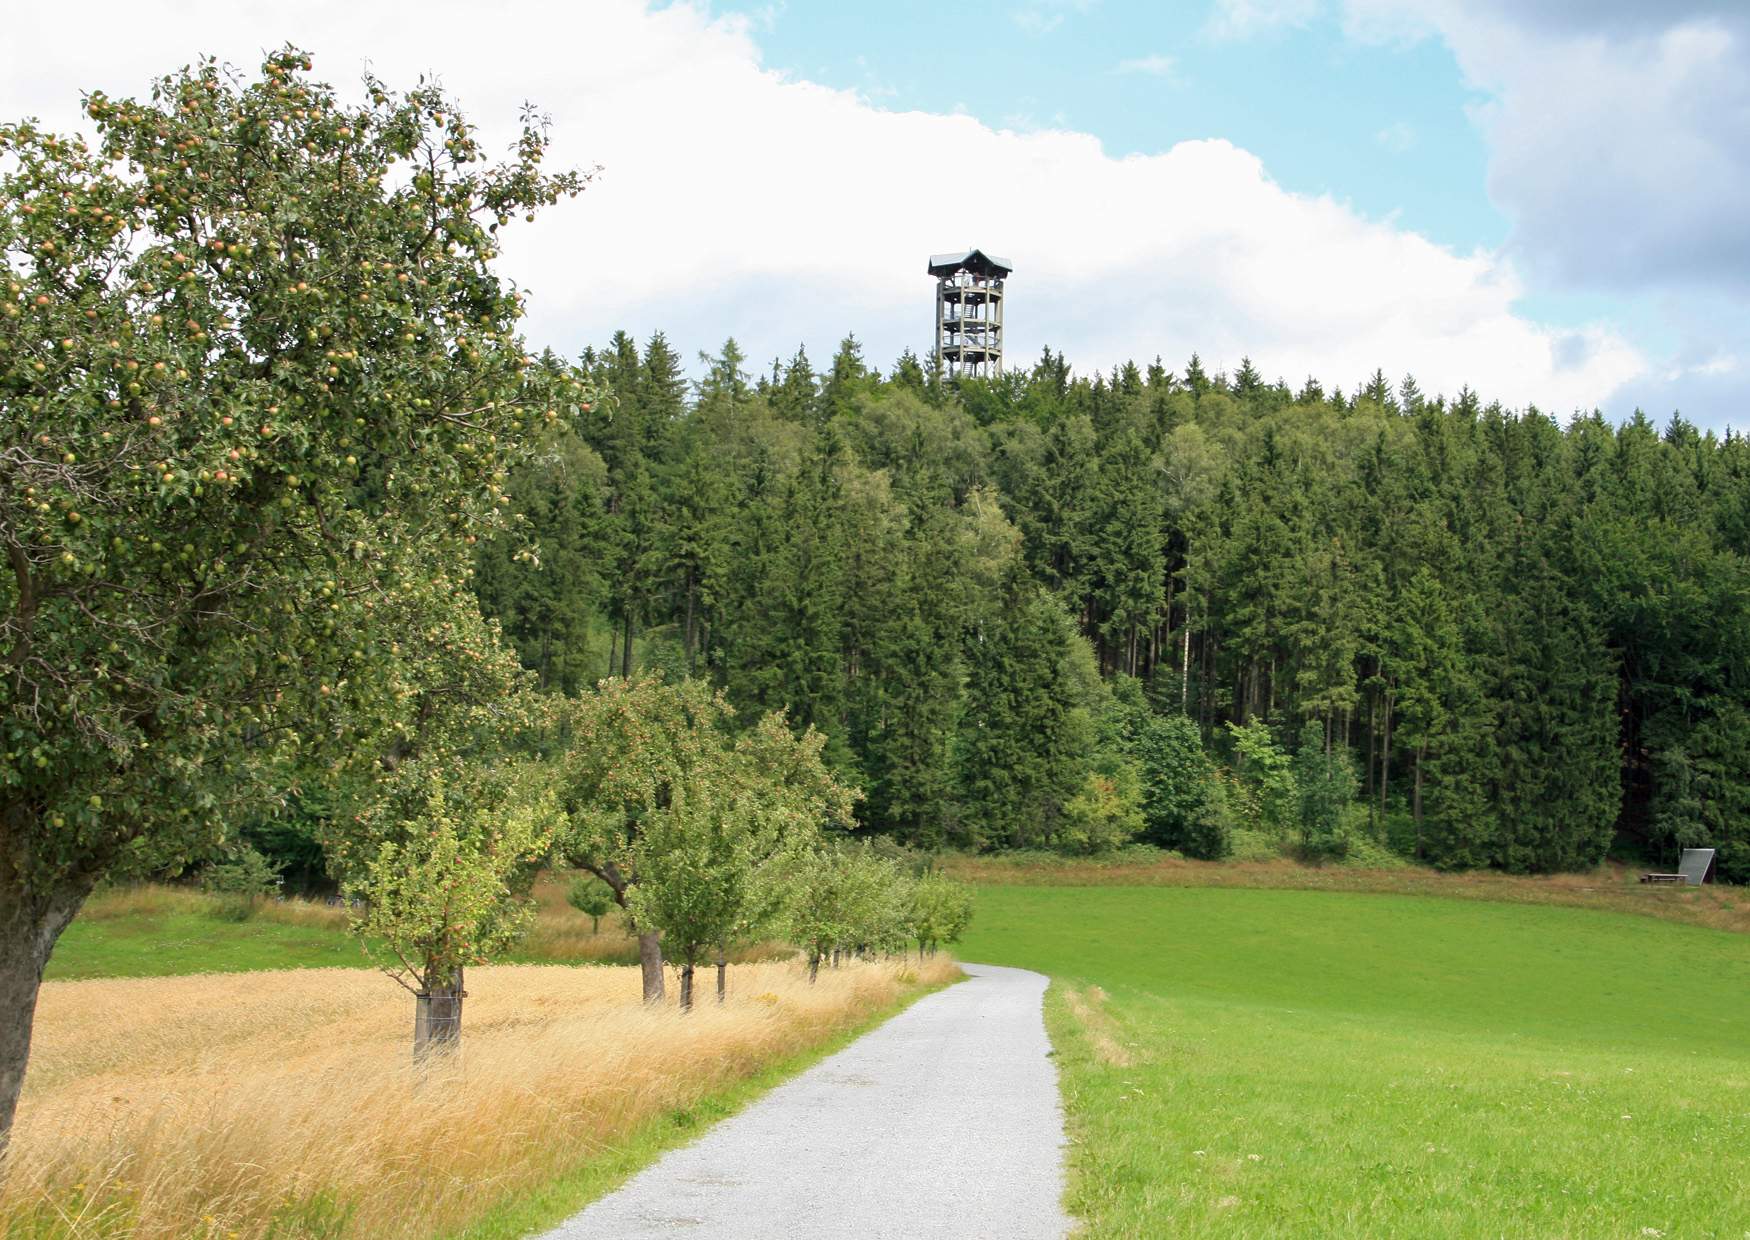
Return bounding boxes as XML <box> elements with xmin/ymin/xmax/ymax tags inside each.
<box><xmin>4</xmin><ymin>957</ymin><xmax>958</xmax><ymax>1239</ymax></box>
<box><xmin>960</xmin><ymin>884</ymin><xmax>1750</xmax><ymax>1237</ymax></box>
<box><xmin>48</xmin><ymin>877</ymin><xmax>790</xmax><ymax>980</ymax></box>
<box><xmin>942</xmin><ymin>851</ymin><xmax>1748</xmax><ymax>935</ymax></box>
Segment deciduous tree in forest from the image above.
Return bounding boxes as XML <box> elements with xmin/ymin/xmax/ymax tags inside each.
<box><xmin>1134</xmin><ymin>713</ymin><xmax>1221</xmax><ymax>856</ymax></box>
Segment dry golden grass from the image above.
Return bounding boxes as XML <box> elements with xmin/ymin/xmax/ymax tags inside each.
<box><xmin>513</xmin><ymin>873</ymin><xmax>790</xmax><ymax>966</ymax></box>
<box><xmin>75</xmin><ymin>875</ymin><xmax>787</xmax><ymax>971</ymax></box>
<box><xmin>1059</xmin><ymin>984</ymin><xmax>1133</xmax><ymax>1068</ymax></box>
<box><xmin>940</xmin><ymin>853</ymin><xmax>1749</xmax><ymax>934</ymax></box>
<box><xmin>80</xmin><ymin>883</ymin><xmax>354</xmax><ymax>933</ymax></box>
<box><xmin>3</xmin><ymin>956</ymin><xmax>958</xmax><ymax>1239</ymax></box>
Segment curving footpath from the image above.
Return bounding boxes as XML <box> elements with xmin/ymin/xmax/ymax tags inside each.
<box><xmin>539</xmin><ymin>963</ymin><xmax>1070</xmax><ymax>1240</ymax></box>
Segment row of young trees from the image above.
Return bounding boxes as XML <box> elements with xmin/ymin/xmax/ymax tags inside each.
<box><xmin>539</xmin><ymin>674</ymin><xmax>968</xmax><ymax>1011</ymax></box>
<box><xmin>351</xmin><ymin>673</ymin><xmax>973</xmax><ymax>1041</ymax></box>
<box><xmin>476</xmin><ymin>333</ymin><xmax>1749</xmax><ymax>885</ymax></box>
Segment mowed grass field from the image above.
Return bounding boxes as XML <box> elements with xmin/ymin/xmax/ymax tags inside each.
<box><xmin>960</xmin><ymin>885</ymin><xmax>1750</xmax><ymax>1238</ymax></box>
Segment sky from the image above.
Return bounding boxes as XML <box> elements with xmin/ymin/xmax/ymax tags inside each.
<box><xmin>2</xmin><ymin>1</ymin><xmax>1746</xmax><ymax>426</ymax></box>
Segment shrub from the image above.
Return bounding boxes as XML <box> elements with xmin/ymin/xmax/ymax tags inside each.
<box><xmin>1225</xmin><ymin>720</ymin><xmax>1299</xmax><ymax>839</ymax></box>
<box><xmin>1131</xmin><ymin>714</ymin><xmax>1206</xmax><ymax>845</ymax></box>
<box><xmin>565</xmin><ymin>877</ymin><xmax>616</xmax><ymax>935</ymax></box>
<box><xmin>1227</xmin><ymin>827</ymin><xmax>1286</xmax><ymax>862</ymax></box>
<box><xmin>200</xmin><ymin>847</ymin><xmax>283</xmax><ymax>918</ymax></box>
<box><xmin>1341</xmin><ymin>821</ymin><xmax>1410</xmax><ymax>869</ymax></box>
<box><xmin>1180</xmin><ymin>770</ymin><xmax>1237</xmax><ymax>860</ymax></box>
<box><xmin>1060</xmin><ymin>766</ymin><xmax>1146</xmax><ymax>855</ymax></box>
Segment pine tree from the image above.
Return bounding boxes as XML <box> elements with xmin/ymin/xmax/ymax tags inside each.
<box><xmin>1184</xmin><ymin>352</ymin><xmax>1210</xmax><ymax>398</ymax></box>
<box><xmin>891</xmin><ymin>347</ymin><xmax>926</xmax><ymax>392</ymax></box>
<box><xmin>1023</xmin><ymin>413</ymin><xmax>1099</xmax><ymax>601</ymax></box>
<box><xmin>658</xmin><ymin>440</ymin><xmax>735</xmax><ymax>674</ymax></box>
<box><xmin>1391</xmin><ymin>571</ymin><xmax>1496</xmax><ymax>866</ymax></box>
<box><xmin>862</xmin><ymin>492</ymin><xmax>967</xmax><ymax>844</ymax></box>
<box><xmin>639</xmin><ymin>331</ymin><xmax>688</xmax><ymax>463</ymax></box>
<box><xmin>1233</xmin><ymin>355</ymin><xmax>1263</xmax><ymax>398</ymax></box>
<box><xmin>696</xmin><ymin>338</ymin><xmax>751</xmax><ymax>414</ymax></box>
<box><xmin>824</xmin><ymin>334</ymin><xmax>873</xmax><ymax>423</ymax></box>
<box><xmin>472</xmin><ymin>428</ymin><xmax>608</xmax><ymax>694</ymax></box>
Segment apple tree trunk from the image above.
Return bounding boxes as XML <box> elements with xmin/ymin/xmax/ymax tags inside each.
<box><xmin>638</xmin><ymin>930</ymin><xmax>665</xmax><ymax>1003</ymax></box>
<box><xmin>0</xmin><ymin>869</ymin><xmax>90</xmax><ymax>1157</ymax></box>
<box><xmin>414</xmin><ymin>964</ymin><xmax>464</xmax><ymax>1061</ymax></box>
<box><xmin>594</xmin><ymin>865</ymin><xmax>664</xmax><ymax>1003</ymax></box>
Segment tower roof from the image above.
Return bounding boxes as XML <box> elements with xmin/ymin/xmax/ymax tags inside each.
<box><xmin>927</xmin><ymin>248</ymin><xmax>1013</xmax><ymax>278</ymax></box>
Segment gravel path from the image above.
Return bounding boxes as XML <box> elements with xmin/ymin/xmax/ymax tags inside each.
<box><xmin>538</xmin><ymin>963</ymin><xmax>1070</xmax><ymax>1240</ymax></box>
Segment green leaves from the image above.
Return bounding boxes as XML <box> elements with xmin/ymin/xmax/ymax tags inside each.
<box><xmin>1</xmin><ymin>47</ymin><xmax>593</xmax><ymax>893</ymax></box>
<box><xmin>344</xmin><ymin>761</ymin><xmax>554</xmax><ymax>991</ymax></box>
<box><xmin>554</xmin><ymin>675</ymin><xmax>858</xmax><ymax>970</ymax></box>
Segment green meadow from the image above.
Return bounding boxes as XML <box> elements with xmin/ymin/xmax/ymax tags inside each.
<box><xmin>960</xmin><ymin>885</ymin><xmax>1750</xmax><ymax>1238</ymax></box>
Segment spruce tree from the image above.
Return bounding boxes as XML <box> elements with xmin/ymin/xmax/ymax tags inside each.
<box><xmin>958</xmin><ymin>574</ymin><xmax>1094</xmax><ymax>849</ymax></box>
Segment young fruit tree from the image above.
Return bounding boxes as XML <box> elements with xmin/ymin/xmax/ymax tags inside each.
<box><xmin>552</xmin><ymin>675</ymin><xmax>726</xmax><ymax>1002</ymax></box>
<box><xmin>343</xmin><ymin>760</ymin><xmax>553</xmax><ymax>1057</ymax></box>
<box><xmin>907</xmin><ymin>871</ymin><xmax>975</xmax><ymax>957</ymax></box>
<box><xmin>322</xmin><ymin>577</ymin><xmax>558</xmax><ymax>1055</ymax></box>
<box><xmin>784</xmin><ymin>844</ymin><xmax>911</xmax><ymax>981</ymax></box>
<box><xmin>0</xmin><ymin>50</ymin><xmax>587</xmax><ymax>1148</ymax></box>
<box><xmin>556</xmin><ymin>677</ymin><xmax>854</xmax><ymax>1006</ymax></box>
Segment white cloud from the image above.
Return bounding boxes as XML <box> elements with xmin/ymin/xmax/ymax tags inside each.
<box><xmin>1341</xmin><ymin>2</ymin><xmax>1750</xmax><ymax>296</ymax></box>
<box><xmin>0</xmin><ymin>0</ymin><xmax>1647</xmax><ymax>414</ymax></box>
<box><xmin>1374</xmin><ymin>121</ymin><xmax>1416</xmax><ymax>153</ymax></box>
<box><xmin>1204</xmin><ymin>0</ymin><xmax>1323</xmax><ymax>41</ymax></box>
<box><xmin>1208</xmin><ymin>0</ymin><xmax>1750</xmax><ymax>423</ymax></box>
<box><xmin>1011</xmin><ymin>1</ymin><xmax>1097</xmax><ymax>37</ymax></box>
<box><xmin>1114</xmin><ymin>53</ymin><xmax>1179</xmax><ymax>77</ymax></box>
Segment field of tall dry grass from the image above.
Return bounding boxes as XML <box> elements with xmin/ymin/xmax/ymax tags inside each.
<box><xmin>2</xmin><ymin>957</ymin><xmax>958</xmax><ymax>1239</ymax></box>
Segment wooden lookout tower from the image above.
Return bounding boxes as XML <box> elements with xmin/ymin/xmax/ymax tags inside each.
<box><xmin>928</xmin><ymin>249</ymin><xmax>1011</xmax><ymax>379</ymax></box>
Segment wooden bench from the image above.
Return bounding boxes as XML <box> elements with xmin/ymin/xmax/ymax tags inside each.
<box><xmin>1639</xmin><ymin>873</ymin><xmax>1685</xmax><ymax>884</ymax></box>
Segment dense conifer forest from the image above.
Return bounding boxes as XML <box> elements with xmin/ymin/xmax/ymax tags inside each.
<box><xmin>472</xmin><ymin>333</ymin><xmax>1749</xmax><ymax>883</ymax></box>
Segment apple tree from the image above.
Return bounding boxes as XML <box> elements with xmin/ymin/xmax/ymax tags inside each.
<box><xmin>322</xmin><ymin>565</ymin><xmax>558</xmax><ymax>1056</ymax></box>
<box><xmin>627</xmin><ymin>711</ymin><xmax>852</xmax><ymax>1009</ymax></box>
<box><xmin>0</xmin><ymin>49</ymin><xmax>588</xmax><ymax>1146</ymax></box>
<box><xmin>907</xmin><ymin>871</ymin><xmax>974</xmax><ymax>957</ymax></box>
<box><xmin>343</xmin><ymin>757</ymin><xmax>554</xmax><ymax>1057</ymax></box>
<box><xmin>554</xmin><ymin>676</ymin><xmax>854</xmax><ymax>1005</ymax></box>
<box><xmin>783</xmin><ymin>843</ymin><xmax>910</xmax><ymax>981</ymax></box>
